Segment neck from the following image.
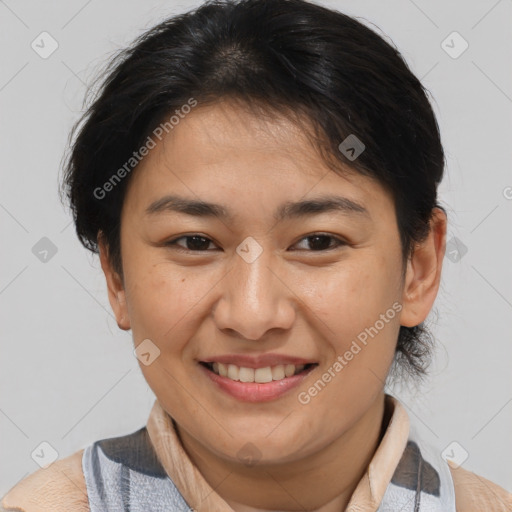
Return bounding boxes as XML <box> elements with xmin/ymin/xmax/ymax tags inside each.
<box><xmin>176</xmin><ymin>392</ymin><xmax>389</xmax><ymax>512</ymax></box>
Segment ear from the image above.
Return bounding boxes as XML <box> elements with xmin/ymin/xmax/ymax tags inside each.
<box><xmin>400</xmin><ymin>208</ymin><xmax>447</xmax><ymax>328</ymax></box>
<box><xmin>98</xmin><ymin>232</ymin><xmax>131</xmax><ymax>331</ymax></box>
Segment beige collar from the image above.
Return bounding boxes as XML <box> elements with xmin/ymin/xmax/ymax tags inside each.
<box><xmin>146</xmin><ymin>394</ymin><xmax>410</xmax><ymax>512</ymax></box>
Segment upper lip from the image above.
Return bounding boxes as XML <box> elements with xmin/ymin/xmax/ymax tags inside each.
<box><xmin>199</xmin><ymin>353</ymin><xmax>317</xmax><ymax>368</ymax></box>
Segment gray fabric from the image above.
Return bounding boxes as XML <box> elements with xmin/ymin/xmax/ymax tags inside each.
<box><xmin>377</xmin><ymin>424</ymin><xmax>456</xmax><ymax>511</ymax></box>
<box><xmin>82</xmin><ymin>427</ymin><xmax>192</xmax><ymax>512</ymax></box>
<box><xmin>82</xmin><ymin>423</ymin><xmax>456</xmax><ymax>512</ymax></box>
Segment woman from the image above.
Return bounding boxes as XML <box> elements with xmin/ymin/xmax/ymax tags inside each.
<box><xmin>2</xmin><ymin>0</ymin><xmax>510</xmax><ymax>510</ymax></box>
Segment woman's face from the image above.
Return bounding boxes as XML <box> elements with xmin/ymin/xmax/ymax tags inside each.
<box><xmin>100</xmin><ymin>100</ymin><xmax>441</xmax><ymax>465</ymax></box>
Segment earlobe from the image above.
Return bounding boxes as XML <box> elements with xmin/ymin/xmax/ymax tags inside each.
<box><xmin>399</xmin><ymin>208</ymin><xmax>447</xmax><ymax>328</ymax></box>
<box><xmin>98</xmin><ymin>232</ymin><xmax>131</xmax><ymax>331</ymax></box>
<box><xmin>400</xmin><ymin>258</ymin><xmax>418</xmax><ymax>327</ymax></box>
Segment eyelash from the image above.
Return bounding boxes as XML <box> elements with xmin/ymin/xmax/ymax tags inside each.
<box><xmin>164</xmin><ymin>233</ymin><xmax>347</xmax><ymax>253</ymax></box>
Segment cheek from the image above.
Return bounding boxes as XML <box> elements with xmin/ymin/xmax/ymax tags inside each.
<box><xmin>306</xmin><ymin>255</ymin><xmax>401</xmax><ymax>357</ymax></box>
<box><xmin>125</xmin><ymin>255</ymin><xmax>222</xmax><ymax>353</ymax></box>
<box><xmin>122</xmin><ymin>259</ymin><xmax>216</xmax><ymax>406</ymax></box>
<box><xmin>294</xmin><ymin>259</ymin><xmax>401</xmax><ymax>425</ymax></box>
<box><xmin>123</xmin><ymin>258</ymin><xmax>210</xmax><ymax>343</ymax></box>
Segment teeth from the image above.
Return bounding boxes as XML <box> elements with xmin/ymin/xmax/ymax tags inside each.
<box><xmin>218</xmin><ymin>362</ymin><xmax>228</xmax><ymax>377</ymax></box>
<box><xmin>227</xmin><ymin>364</ymin><xmax>239</xmax><ymax>380</ymax></box>
<box><xmin>284</xmin><ymin>364</ymin><xmax>295</xmax><ymax>377</ymax></box>
<box><xmin>239</xmin><ymin>367</ymin><xmax>254</xmax><ymax>382</ymax></box>
<box><xmin>254</xmin><ymin>367</ymin><xmax>273</xmax><ymax>383</ymax></box>
<box><xmin>271</xmin><ymin>365</ymin><xmax>285</xmax><ymax>380</ymax></box>
<box><xmin>207</xmin><ymin>362</ymin><xmax>308</xmax><ymax>382</ymax></box>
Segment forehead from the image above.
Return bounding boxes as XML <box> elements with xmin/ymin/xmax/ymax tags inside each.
<box><xmin>123</xmin><ymin>100</ymin><xmax>395</xmax><ymax>220</ymax></box>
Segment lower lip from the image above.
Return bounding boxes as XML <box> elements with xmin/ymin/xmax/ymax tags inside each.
<box><xmin>198</xmin><ymin>363</ymin><xmax>317</xmax><ymax>403</ymax></box>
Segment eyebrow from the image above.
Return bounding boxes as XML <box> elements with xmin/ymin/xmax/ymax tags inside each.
<box><xmin>144</xmin><ymin>194</ymin><xmax>370</xmax><ymax>222</ymax></box>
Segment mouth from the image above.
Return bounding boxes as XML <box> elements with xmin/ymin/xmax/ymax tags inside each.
<box><xmin>199</xmin><ymin>361</ymin><xmax>318</xmax><ymax>383</ymax></box>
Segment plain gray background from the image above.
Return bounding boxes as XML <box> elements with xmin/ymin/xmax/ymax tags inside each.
<box><xmin>1</xmin><ymin>0</ymin><xmax>511</xmax><ymax>496</ymax></box>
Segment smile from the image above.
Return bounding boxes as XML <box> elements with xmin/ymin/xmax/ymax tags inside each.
<box><xmin>198</xmin><ymin>360</ymin><xmax>318</xmax><ymax>402</ymax></box>
<box><xmin>200</xmin><ymin>361</ymin><xmax>316</xmax><ymax>383</ymax></box>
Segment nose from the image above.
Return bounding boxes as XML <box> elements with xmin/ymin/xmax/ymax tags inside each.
<box><xmin>212</xmin><ymin>247</ymin><xmax>296</xmax><ymax>341</ymax></box>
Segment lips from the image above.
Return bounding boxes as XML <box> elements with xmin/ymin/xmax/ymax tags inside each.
<box><xmin>198</xmin><ymin>359</ymin><xmax>318</xmax><ymax>402</ymax></box>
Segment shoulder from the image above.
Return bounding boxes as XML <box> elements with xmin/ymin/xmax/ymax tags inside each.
<box><xmin>0</xmin><ymin>426</ymin><xmax>167</xmax><ymax>512</ymax></box>
<box><xmin>449</xmin><ymin>462</ymin><xmax>512</xmax><ymax>512</ymax></box>
<box><xmin>0</xmin><ymin>448</ymin><xmax>89</xmax><ymax>512</ymax></box>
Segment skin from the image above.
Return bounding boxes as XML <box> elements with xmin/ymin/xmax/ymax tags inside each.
<box><xmin>99</xmin><ymin>99</ymin><xmax>447</xmax><ymax>512</ymax></box>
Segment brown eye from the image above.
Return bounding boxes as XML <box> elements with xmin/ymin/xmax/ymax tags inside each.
<box><xmin>292</xmin><ymin>234</ymin><xmax>346</xmax><ymax>251</ymax></box>
<box><xmin>166</xmin><ymin>235</ymin><xmax>216</xmax><ymax>251</ymax></box>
